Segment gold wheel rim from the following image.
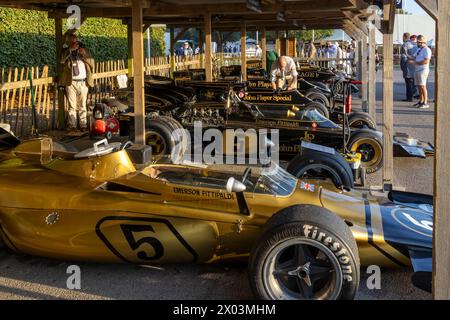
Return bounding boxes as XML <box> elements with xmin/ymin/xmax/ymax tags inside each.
<box><xmin>350</xmin><ymin>138</ymin><xmax>382</xmax><ymax>169</ymax></box>
<box><xmin>146</xmin><ymin>131</ymin><xmax>166</xmax><ymax>156</ymax></box>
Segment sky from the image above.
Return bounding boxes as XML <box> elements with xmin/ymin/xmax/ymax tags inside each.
<box><xmin>403</xmin><ymin>0</ymin><xmax>427</xmax><ymax>15</ymax></box>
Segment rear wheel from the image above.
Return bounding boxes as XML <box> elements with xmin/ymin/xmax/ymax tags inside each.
<box><xmin>249</xmin><ymin>205</ymin><xmax>360</xmax><ymax>300</ymax></box>
<box><xmin>287</xmin><ymin>149</ymin><xmax>354</xmax><ymax>189</ymax></box>
<box><xmin>304</xmin><ymin>102</ymin><xmax>330</xmax><ymax>119</ymax></box>
<box><xmin>348</xmin><ymin>131</ymin><xmax>383</xmax><ymax>174</ymax></box>
<box><xmin>305</xmin><ymin>91</ymin><xmax>330</xmax><ymax>109</ymax></box>
<box><xmin>144</xmin><ymin>116</ymin><xmax>188</xmax><ymax>162</ymax></box>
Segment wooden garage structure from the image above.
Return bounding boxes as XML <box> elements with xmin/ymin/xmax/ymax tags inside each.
<box><xmin>0</xmin><ymin>0</ymin><xmax>448</xmax><ymax>299</ymax></box>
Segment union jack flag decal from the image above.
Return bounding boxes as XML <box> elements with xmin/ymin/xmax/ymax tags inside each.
<box><xmin>300</xmin><ymin>181</ymin><xmax>315</xmax><ymax>192</ymax></box>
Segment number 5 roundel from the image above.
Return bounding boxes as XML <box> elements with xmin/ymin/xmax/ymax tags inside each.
<box><xmin>96</xmin><ymin>216</ymin><xmax>199</xmax><ymax>263</ymax></box>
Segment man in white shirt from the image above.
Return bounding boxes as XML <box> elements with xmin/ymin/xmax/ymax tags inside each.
<box><xmin>270</xmin><ymin>56</ymin><xmax>298</xmax><ymax>92</ymax></box>
<box><xmin>255</xmin><ymin>45</ymin><xmax>263</xmax><ymax>59</ymax></box>
<box><xmin>414</xmin><ymin>35</ymin><xmax>432</xmax><ymax>109</ymax></box>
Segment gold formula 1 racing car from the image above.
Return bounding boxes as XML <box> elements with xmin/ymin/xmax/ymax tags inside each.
<box><xmin>0</xmin><ymin>128</ymin><xmax>433</xmax><ymax>300</ymax></box>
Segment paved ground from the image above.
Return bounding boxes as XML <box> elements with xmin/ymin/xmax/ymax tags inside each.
<box><xmin>0</xmin><ymin>69</ymin><xmax>434</xmax><ymax>300</ymax></box>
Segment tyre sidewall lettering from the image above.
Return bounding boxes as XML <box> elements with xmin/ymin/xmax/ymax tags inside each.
<box><xmin>302</xmin><ymin>223</ymin><xmax>354</xmax><ymax>282</ymax></box>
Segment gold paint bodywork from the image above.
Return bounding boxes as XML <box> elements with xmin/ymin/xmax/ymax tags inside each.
<box><xmin>0</xmin><ymin>138</ymin><xmax>409</xmax><ymax>268</ymax></box>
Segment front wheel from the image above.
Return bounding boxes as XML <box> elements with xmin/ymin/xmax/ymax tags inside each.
<box><xmin>287</xmin><ymin>149</ymin><xmax>354</xmax><ymax>189</ymax></box>
<box><xmin>249</xmin><ymin>205</ymin><xmax>360</xmax><ymax>300</ymax></box>
<box><xmin>348</xmin><ymin>131</ymin><xmax>383</xmax><ymax>174</ymax></box>
<box><xmin>348</xmin><ymin>112</ymin><xmax>377</xmax><ymax>130</ymax></box>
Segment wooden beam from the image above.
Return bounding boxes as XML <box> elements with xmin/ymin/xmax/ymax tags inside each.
<box><xmin>54</xmin><ymin>17</ymin><xmax>65</xmax><ymax>129</ymax></box>
<box><xmin>145</xmin><ymin>0</ymin><xmax>353</xmax><ymax>16</ymax></box>
<box><xmin>131</xmin><ymin>0</ymin><xmax>145</xmax><ymax>146</ymax></box>
<box><xmin>241</xmin><ymin>22</ymin><xmax>247</xmax><ymax>81</ymax></box>
<box><xmin>204</xmin><ymin>12</ymin><xmax>213</xmax><ymax>82</ymax></box>
<box><xmin>217</xmin><ymin>31</ymin><xmax>223</xmax><ymax>69</ymax></box>
<box><xmin>143</xmin><ymin>21</ymin><xmax>151</xmax><ymax>32</ymax></box>
<box><xmin>344</xmin><ymin>23</ymin><xmax>368</xmax><ymax>108</ymax></box>
<box><xmin>361</xmin><ymin>35</ymin><xmax>368</xmax><ymax>110</ymax></box>
<box><xmin>127</xmin><ymin>23</ymin><xmax>133</xmax><ymax>77</ymax></box>
<box><xmin>275</xmin><ymin>30</ymin><xmax>281</xmax><ymax>56</ymax></box>
<box><xmin>368</xmin><ymin>26</ymin><xmax>376</xmax><ymax>121</ymax></box>
<box><xmin>433</xmin><ymin>0</ymin><xmax>450</xmax><ymax>300</ymax></box>
<box><xmin>382</xmin><ymin>3</ymin><xmax>394</xmax><ymax>190</ymax></box>
<box><xmin>261</xmin><ymin>27</ymin><xmax>267</xmax><ymax>70</ymax></box>
<box><xmin>415</xmin><ymin>0</ymin><xmax>438</xmax><ymax>20</ymax></box>
<box><xmin>382</xmin><ymin>0</ymin><xmax>396</xmax><ymax>34</ymax></box>
<box><xmin>198</xmin><ymin>28</ymin><xmax>204</xmax><ymax>68</ymax></box>
<box><xmin>342</xmin><ymin>10</ymin><xmax>368</xmax><ymax>35</ymax></box>
<box><xmin>174</xmin><ymin>27</ymin><xmax>189</xmax><ymax>42</ymax></box>
<box><xmin>170</xmin><ymin>27</ymin><xmax>175</xmax><ymax>76</ymax></box>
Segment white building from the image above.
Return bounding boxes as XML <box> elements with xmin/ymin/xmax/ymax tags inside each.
<box><xmin>322</xmin><ymin>13</ymin><xmax>436</xmax><ymax>46</ymax></box>
<box><xmin>341</xmin><ymin>13</ymin><xmax>435</xmax><ymax>46</ymax></box>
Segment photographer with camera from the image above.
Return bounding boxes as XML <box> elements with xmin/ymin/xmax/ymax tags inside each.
<box><xmin>58</xmin><ymin>34</ymin><xmax>94</xmax><ymax>131</ymax></box>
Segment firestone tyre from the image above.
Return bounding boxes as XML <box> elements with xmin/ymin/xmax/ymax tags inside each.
<box><xmin>249</xmin><ymin>205</ymin><xmax>360</xmax><ymax>300</ymax></box>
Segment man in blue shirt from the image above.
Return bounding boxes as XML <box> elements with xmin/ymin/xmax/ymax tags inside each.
<box><xmin>401</xmin><ymin>33</ymin><xmax>415</xmax><ymax>102</ymax></box>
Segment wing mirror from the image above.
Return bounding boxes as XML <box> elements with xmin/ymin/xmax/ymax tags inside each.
<box><xmin>226</xmin><ymin>177</ymin><xmax>249</xmax><ymax>216</ymax></box>
<box><xmin>226</xmin><ymin>177</ymin><xmax>246</xmax><ymax>193</ymax></box>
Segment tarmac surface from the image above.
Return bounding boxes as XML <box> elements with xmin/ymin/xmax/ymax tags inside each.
<box><xmin>0</xmin><ymin>69</ymin><xmax>434</xmax><ymax>300</ymax></box>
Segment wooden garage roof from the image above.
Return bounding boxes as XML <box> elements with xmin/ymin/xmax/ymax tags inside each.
<box><xmin>0</xmin><ymin>0</ymin><xmax>375</xmax><ymax>30</ymax></box>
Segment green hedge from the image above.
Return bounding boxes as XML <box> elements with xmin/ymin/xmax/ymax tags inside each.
<box><xmin>0</xmin><ymin>8</ymin><xmax>166</xmax><ymax>72</ymax></box>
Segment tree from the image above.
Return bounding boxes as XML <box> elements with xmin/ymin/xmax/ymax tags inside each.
<box><xmin>287</xmin><ymin>29</ymin><xmax>334</xmax><ymax>42</ymax></box>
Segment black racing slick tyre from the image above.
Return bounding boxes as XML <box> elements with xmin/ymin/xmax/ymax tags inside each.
<box><xmin>348</xmin><ymin>112</ymin><xmax>377</xmax><ymax>130</ymax></box>
<box><xmin>287</xmin><ymin>149</ymin><xmax>354</xmax><ymax>189</ymax></box>
<box><xmin>249</xmin><ymin>205</ymin><xmax>360</xmax><ymax>300</ymax></box>
<box><xmin>348</xmin><ymin>130</ymin><xmax>383</xmax><ymax>174</ymax></box>
<box><xmin>304</xmin><ymin>102</ymin><xmax>330</xmax><ymax>119</ymax></box>
<box><xmin>144</xmin><ymin>116</ymin><xmax>188</xmax><ymax>162</ymax></box>
<box><xmin>305</xmin><ymin>91</ymin><xmax>330</xmax><ymax>109</ymax></box>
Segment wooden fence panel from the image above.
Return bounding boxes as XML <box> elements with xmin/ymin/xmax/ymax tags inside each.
<box><xmin>0</xmin><ymin>56</ymin><xmax>202</xmax><ymax>136</ymax></box>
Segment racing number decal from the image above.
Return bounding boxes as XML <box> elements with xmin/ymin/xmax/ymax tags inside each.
<box><xmin>96</xmin><ymin>217</ymin><xmax>198</xmax><ymax>263</ymax></box>
<box><xmin>120</xmin><ymin>224</ymin><xmax>164</xmax><ymax>261</ymax></box>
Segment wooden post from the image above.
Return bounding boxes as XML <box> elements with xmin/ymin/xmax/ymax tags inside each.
<box><xmin>382</xmin><ymin>2</ymin><xmax>395</xmax><ymax>190</ymax></box>
<box><xmin>198</xmin><ymin>29</ymin><xmax>204</xmax><ymax>68</ymax></box>
<box><xmin>217</xmin><ymin>31</ymin><xmax>223</xmax><ymax>69</ymax></box>
<box><xmin>170</xmin><ymin>27</ymin><xmax>175</xmax><ymax>76</ymax></box>
<box><xmin>361</xmin><ymin>35</ymin><xmax>368</xmax><ymax>111</ymax></box>
<box><xmin>132</xmin><ymin>0</ymin><xmax>145</xmax><ymax>145</ymax></box>
<box><xmin>204</xmin><ymin>13</ymin><xmax>212</xmax><ymax>82</ymax></box>
<box><xmin>261</xmin><ymin>27</ymin><xmax>267</xmax><ymax>70</ymax></box>
<box><xmin>127</xmin><ymin>22</ymin><xmax>133</xmax><ymax>78</ymax></box>
<box><xmin>433</xmin><ymin>0</ymin><xmax>450</xmax><ymax>300</ymax></box>
<box><xmin>368</xmin><ymin>26</ymin><xmax>376</xmax><ymax>121</ymax></box>
<box><xmin>241</xmin><ymin>22</ymin><xmax>247</xmax><ymax>81</ymax></box>
<box><xmin>54</xmin><ymin>18</ymin><xmax>65</xmax><ymax>129</ymax></box>
<box><xmin>275</xmin><ymin>30</ymin><xmax>281</xmax><ymax>56</ymax></box>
